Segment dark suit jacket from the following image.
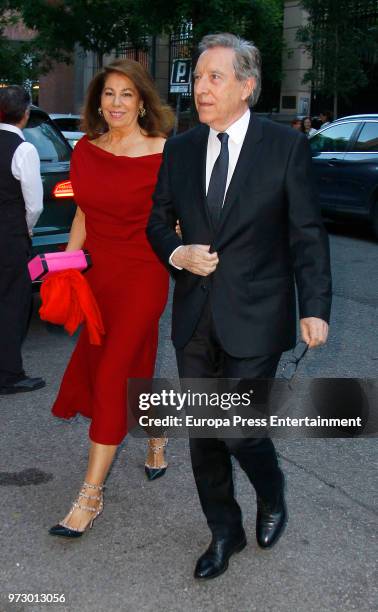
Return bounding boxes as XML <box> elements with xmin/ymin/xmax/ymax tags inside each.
<box><xmin>147</xmin><ymin>114</ymin><xmax>332</xmax><ymax>357</ymax></box>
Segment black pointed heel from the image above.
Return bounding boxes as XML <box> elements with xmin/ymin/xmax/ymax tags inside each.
<box><xmin>49</xmin><ymin>482</ymin><xmax>104</xmax><ymax>538</ymax></box>
<box><xmin>49</xmin><ymin>524</ymin><xmax>84</xmax><ymax>538</ymax></box>
<box><xmin>144</xmin><ymin>465</ymin><xmax>167</xmax><ymax>481</ymax></box>
<box><xmin>144</xmin><ymin>438</ymin><xmax>168</xmax><ymax>481</ymax></box>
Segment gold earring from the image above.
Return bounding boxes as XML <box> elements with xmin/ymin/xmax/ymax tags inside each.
<box><xmin>98</xmin><ymin>107</ymin><xmax>103</xmax><ymax>116</ymax></box>
<box><xmin>138</xmin><ymin>106</ymin><xmax>146</xmax><ymax>118</ymax></box>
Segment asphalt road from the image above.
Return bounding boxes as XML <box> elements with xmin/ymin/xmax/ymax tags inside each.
<box><xmin>0</xmin><ymin>222</ymin><xmax>377</xmax><ymax>612</ymax></box>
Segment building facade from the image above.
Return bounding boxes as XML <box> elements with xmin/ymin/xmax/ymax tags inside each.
<box><xmin>3</xmin><ymin>3</ymin><xmax>376</xmax><ymax>119</ymax></box>
<box><xmin>279</xmin><ymin>1</ymin><xmax>312</xmax><ymax>118</ymax></box>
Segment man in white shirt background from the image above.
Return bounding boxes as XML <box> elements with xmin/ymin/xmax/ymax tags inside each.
<box><xmin>0</xmin><ymin>85</ymin><xmax>45</xmax><ymax>394</ymax></box>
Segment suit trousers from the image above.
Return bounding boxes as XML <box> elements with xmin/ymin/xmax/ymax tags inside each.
<box><xmin>0</xmin><ymin>231</ymin><xmax>32</xmax><ymax>386</ymax></box>
<box><xmin>176</xmin><ymin>297</ymin><xmax>284</xmax><ymax>536</ymax></box>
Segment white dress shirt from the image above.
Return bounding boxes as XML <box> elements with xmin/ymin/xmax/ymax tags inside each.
<box><xmin>205</xmin><ymin>108</ymin><xmax>250</xmax><ymax>197</ymax></box>
<box><xmin>170</xmin><ymin>108</ymin><xmax>251</xmax><ymax>269</ymax></box>
<box><xmin>0</xmin><ymin>122</ymin><xmax>43</xmax><ymax>231</ymax></box>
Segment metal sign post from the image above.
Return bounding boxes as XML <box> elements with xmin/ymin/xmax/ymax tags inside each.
<box><xmin>170</xmin><ymin>59</ymin><xmax>192</xmax><ymax>136</ymax></box>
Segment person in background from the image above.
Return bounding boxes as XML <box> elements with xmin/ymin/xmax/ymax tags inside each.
<box><xmin>302</xmin><ymin>116</ymin><xmax>317</xmax><ymax>137</ymax></box>
<box><xmin>49</xmin><ymin>59</ymin><xmax>174</xmax><ymax>538</ymax></box>
<box><xmin>319</xmin><ymin>110</ymin><xmax>333</xmax><ymax>127</ymax></box>
<box><xmin>290</xmin><ymin>118</ymin><xmax>304</xmax><ymax>132</ymax></box>
<box><xmin>0</xmin><ymin>85</ymin><xmax>45</xmax><ymax>395</ymax></box>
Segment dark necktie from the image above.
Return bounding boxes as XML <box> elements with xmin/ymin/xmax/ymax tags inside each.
<box><xmin>207</xmin><ymin>132</ymin><xmax>229</xmax><ymax>228</ymax></box>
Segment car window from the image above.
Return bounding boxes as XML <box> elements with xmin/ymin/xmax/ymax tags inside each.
<box><xmin>53</xmin><ymin>118</ymin><xmax>81</xmax><ymax>132</ymax></box>
<box><xmin>352</xmin><ymin>122</ymin><xmax>378</xmax><ymax>152</ymax></box>
<box><xmin>309</xmin><ymin>123</ymin><xmax>357</xmax><ymax>155</ymax></box>
<box><xmin>23</xmin><ymin>113</ymin><xmax>71</xmax><ymax>162</ymax></box>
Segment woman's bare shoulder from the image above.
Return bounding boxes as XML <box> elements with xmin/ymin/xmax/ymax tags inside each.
<box><xmin>146</xmin><ymin>136</ymin><xmax>166</xmax><ymax>154</ymax></box>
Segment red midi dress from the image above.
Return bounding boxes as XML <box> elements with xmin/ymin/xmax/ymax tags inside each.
<box><xmin>52</xmin><ymin>136</ymin><xmax>169</xmax><ymax>444</ymax></box>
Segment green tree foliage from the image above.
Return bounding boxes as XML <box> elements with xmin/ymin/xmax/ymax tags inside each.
<box><xmin>244</xmin><ymin>0</ymin><xmax>284</xmax><ymax>110</ymax></box>
<box><xmin>0</xmin><ymin>37</ymin><xmax>36</xmax><ymax>83</ymax></box>
<box><xmin>9</xmin><ymin>0</ymin><xmax>148</xmax><ymax>67</ymax></box>
<box><xmin>0</xmin><ymin>2</ymin><xmax>38</xmax><ymax>82</ymax></box>
<box><xmin>139</xmin><ymin>0</ymin><xmax>265</xmax><ymax>42</ymax></box>
<box><xmin>10</xmin><ymin>0</ymin><xmax>284</xmax><ymax>108</ymax></box>
<box><xmin>297</xmin><ymin>0</ymin><xmax>378</xmax><ymax>117</ymax></box>
<box><xmin>139</xmin><ymin>0</ymin><xmax>284</xmax><ymax>108</ymax></box>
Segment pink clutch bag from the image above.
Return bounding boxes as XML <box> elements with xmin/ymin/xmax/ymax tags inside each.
<box><xmin>28</xmin><ymin>249</ymin><xmax>91</xmax><ymax>281</ymax></box>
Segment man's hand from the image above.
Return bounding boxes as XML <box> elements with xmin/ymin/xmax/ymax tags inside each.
<box><xmin>171</xmin><ymin>244</ymin><xmax>219</xmax><ymax>276</ymax></box>
<box><xmin>300</xmin><ymin>317</ymin><xmax>329</xmax><ymax>348</ymax></box>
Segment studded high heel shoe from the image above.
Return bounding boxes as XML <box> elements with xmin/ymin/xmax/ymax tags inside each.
<box><xmin>145</xmin><ymin>437</ymin><xmax>168</xmax><ymax>481</ymax></box>
<box><xmin>49</xmin><ymin>482</ymin><xmax>104</xmax><ymax>538</ymax></box>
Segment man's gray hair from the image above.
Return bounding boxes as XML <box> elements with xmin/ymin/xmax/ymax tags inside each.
<box><xmin>198</xmin><ymin>33</ymin><xmax>262</xmax><ymax>107</ymax></box>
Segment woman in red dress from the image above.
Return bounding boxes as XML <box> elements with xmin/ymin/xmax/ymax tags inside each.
<box><xmin>49</xmin><ymin>59</ymin><xmax>174</xmax><ymax>537</ymax></box>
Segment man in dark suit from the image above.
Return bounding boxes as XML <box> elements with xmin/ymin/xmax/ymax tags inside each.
<box><xmin>147</xmin><ymin>33</ymin><xmax>331</xmax><ymax>579</ymax></box>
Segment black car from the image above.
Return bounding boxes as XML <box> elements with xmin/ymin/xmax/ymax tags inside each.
<box><xmin>23</xmin><ymin>106</ymin><xmax>76</xmax><ymax>255</ymax></box>
<box><xmin>49</xmin><ymin>113</ymin><xmax>85</xmax><ymax>148</ymax></box>
<box><xmin>309</xmin><ymin>115</ymin><xmax>378</xmax><ymax>239</ymax></box>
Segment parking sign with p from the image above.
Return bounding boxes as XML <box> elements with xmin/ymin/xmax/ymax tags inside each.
<box><xmin>170</xmin><ymin>59</ymin><xmax>192</xmax><ymax>94</ymax></box>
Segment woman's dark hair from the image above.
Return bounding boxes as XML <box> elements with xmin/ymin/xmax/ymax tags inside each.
<box><xmin>301</xmin><ymin>116</ymin><xmax>312</xmax><ymax>132</ymax></box>
<box><xmin>320</xmin><ymin>110</ymin><xmax>333</xmax><ymax>123</ymax></box>
<box><xmin>0</xmin><ymin>85</ymin><xmax>31</xmax><ymax>124</ymax></box>
<box><xmin>82</xmin><ymin>59</ymin><xmax>175</xmax><ymax>139</ymax></box>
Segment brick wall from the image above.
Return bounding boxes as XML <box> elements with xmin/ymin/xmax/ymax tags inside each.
<box><xmin>38</xmin><ymin>62</ymin><xmax>76</xmax><ymax>113</ymax></box>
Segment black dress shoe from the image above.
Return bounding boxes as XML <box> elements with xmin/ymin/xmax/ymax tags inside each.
<box><xmin>0</xmin><ymin>376</ymin><xmax>46</xmax><ymax>395</ymax></box>
<box><xmin>256</xmin><ymin>494</ymin><xmax>287</xmax><ymax>549</ymax></box>
<box><xmin>194</xmin><ymin>531</ymin><xmax>247</xmax><ymax>580</ymax></box>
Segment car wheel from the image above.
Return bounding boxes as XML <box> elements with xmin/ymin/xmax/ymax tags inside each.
<box><xmin>373</xmin><ymin>200</ymin><xmax>378</xmax><ymax>240</ymax></box>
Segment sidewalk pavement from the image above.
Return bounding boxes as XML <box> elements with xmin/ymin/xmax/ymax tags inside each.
<box><xmin>0</xmin><ymin>296</ymin><xmax>376</xmax><ymax>612</ymax></box>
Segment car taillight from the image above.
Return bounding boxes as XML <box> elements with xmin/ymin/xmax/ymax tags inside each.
<box><xmin>53</xmin><ymin>180</ymin><xmax>74</xmax><ymax>198</ymax></box>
